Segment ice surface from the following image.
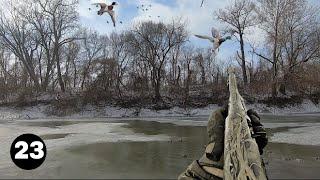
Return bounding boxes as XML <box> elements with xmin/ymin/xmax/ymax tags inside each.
<box><xmin>270</xmin><ymin>123</ymin><xmax>320</xmax><ymax>146</ymax></box>
<box><xmin>0</xmin><ymin>121</ymin><xmax>170</xmax><ymax>169</ymax></box>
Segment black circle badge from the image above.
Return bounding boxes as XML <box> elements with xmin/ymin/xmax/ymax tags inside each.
<box><xmin>10</xmin><ymin>134</ymin><xmax>47</xmax><ymax>170</ymax></box>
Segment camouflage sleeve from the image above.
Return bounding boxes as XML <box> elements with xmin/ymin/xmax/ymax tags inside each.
<box><xmin>178</xmin><ymin>108</ymin><xmax>267</xmax><ymax>180</ymax></box>
<box><xmin>206</xmin><ymin>108</ymin><xmax>227</xmax><ymax>161</ymax></box>
<box><xmin>178</xmin><ymin>160</ymin><xmax>222</xmax><ymax>180</ymax></box>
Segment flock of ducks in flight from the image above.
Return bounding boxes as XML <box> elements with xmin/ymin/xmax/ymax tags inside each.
<box><xmin>88</xmin><ymin>0</ymin><xmax>233</xmax><ymax>55</ymax></box>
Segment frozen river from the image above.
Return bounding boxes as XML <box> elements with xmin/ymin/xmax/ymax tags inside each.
<box><xmin>0</xmin><ymin>115</ymin><xmax>320</xmax><ymax>179</ymax></box>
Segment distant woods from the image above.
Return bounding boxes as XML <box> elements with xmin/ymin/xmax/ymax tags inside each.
<box><xmin>0</xmin><ymin>0</ymin><xmax>319</xmax><ymax>108</ymax></box>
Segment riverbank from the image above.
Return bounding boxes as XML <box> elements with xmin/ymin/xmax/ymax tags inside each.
<box><xmin>0</xmin><ymin>99</ymin><xmax>319</xmax><ymax>120</ymax></box>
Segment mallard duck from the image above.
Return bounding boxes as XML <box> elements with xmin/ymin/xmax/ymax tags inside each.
<box><xmin>194</xmin><ymin>27</ymin><xmax>232</xmax><ymax>54</ymax></box>
<box><xmin>92</xmin><ymin>2</ymin><xmax>118</xmax><ymax>27</ymax></box>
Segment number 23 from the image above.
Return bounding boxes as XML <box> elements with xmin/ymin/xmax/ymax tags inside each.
<box><xmin>15</xmin><ymin>141</ymin><xmax>44</xmax><ymax>159</ymax></box>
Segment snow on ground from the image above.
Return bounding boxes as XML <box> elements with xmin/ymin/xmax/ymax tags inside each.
<box><xmin>0</xmin><ymin>99</ymin><xmax>319</xmax><ymax>121</ymax></box>
<box><xmin>0</xmin><ymin>106</ymin><xmax>47</xmax><ymax>120</ymax></box>
<box><xmin>248</xmin><ymin>99</ymin><xmax>320</xmax><ymax>115</ymax></box>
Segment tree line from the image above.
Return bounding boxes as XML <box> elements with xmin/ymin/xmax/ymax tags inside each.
<box><xmin>0</xmin><ymin>0</ymin><xmax>319</xmax><ymax>108</ymax></box>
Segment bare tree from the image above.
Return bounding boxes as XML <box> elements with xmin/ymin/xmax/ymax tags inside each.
<box><xmin>127</xmin><ymin>21</ymin><xmax>188</xmax><ymax>101</ymax></box>
<box><xmin>279</xmin><ymin>0</ymin><xmax>320</xmax><ymax>94</ymax></box>
<box><xmin>216</xmin><ymin>0</ymin><xmax>258</xmax><ymax>85</ymax></box>
<box><xmin>181</xmin><ymin>46</ymin><xmax>194</xmax><ymax>104</ymax></box>
<box><xmin>110</xmin><ymin>32</ymin><xmax>131</xmax><ymax>97</ymax></box>
<box><xmin>254</xmin><ymin>0</ymin><xmax>320</xmax><ymax>97</ymax></box>
<box><xmin>62</xmin><ymin>41</ymin><xmax>80</xmax><ymax>89</ymax></box>
<box><xmin>0</xmin><ymin>0</ymin><xmax>81</xmax><ymax>92</ymax></box>
<box><xmin>253</xmin><ymin>0</ymin><xmax>291</xmax><ymax>97</ymax></box>
<box><xmin>168</xmin><ymin>44</ymin><xmax>183</xmax><ymax>89</ymax></box>
<box><xmin>79</xmin><ymin>29</ymin><xmax>105</xmax><ymax>90</ymax></box>
<box><xmin>33</xmin><ymin>0</ymin><xmax>80</xmax><ymax>92</ymax></box>
<box><xmin>197</xmin><ymin>53</ymin><xmax>206</xmax><ymax>85</ymax></box>
<box><xmin>0</xmin><ymin>2</ymin><xmax>41</xmax><ymax>90</ymax></box>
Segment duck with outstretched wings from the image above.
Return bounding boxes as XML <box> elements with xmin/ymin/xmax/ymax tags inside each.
<box><xmin>91</xmin><ymin>2</ymin><xmax>118</xmax><ymax>27</ymax></box>
<box><xmin>195</xmin><ymin>27</ymin><xmax>233</xmax><ymax>55</ymax></box>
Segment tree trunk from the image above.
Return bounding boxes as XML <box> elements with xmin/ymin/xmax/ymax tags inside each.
<box><xmin>271</xmin><ymin>45</ymin><xmax>278</xmax><ymax>98</ymax></box>
<box><xmin>271</xmin><ymin>63</ymin><xmax>278</xmax><ymax>98</ymax></box>
<box><xmin>19</xmin><ymin>57</ymin><xmax>40</xmax><ymax>90</ymax></box>
<box><xmin>239</xmin><ymin>32</ymin><xmax>248</xmax><ymax>85</ymax></box>
<box><xmin>185</xmin><ymin>68</ymin><xmax>192</xmax><ymax>104</ymax></box>
<box><xmin>73</xmin><ymin>59</ymin><xmax>77</xmax><ymax>88</ymax></box>
<box><xmin>116</xmin><ymin>75</ymin><xmax>122</xmax><ymax>98</ymax></box>
<box><xmin>154</xmin><ymin>80</ymin><xmax>161</xmax><ymax>101</ymax></box>
<box><xmin>154</xmin><ymin>67</ymin><xmax>162</xmax><ymax>102</ymax></box>
<box><xmin>56</xmin><ymin>57</ymin><xmax>65</xmax><ymax>92</ymax></box>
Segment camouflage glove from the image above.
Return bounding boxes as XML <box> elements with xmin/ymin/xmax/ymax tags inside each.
<box><xmin>206</xmin><ymin>108</ymin><xmax>268</xmax><ymax>157</ymax></box>
<box><xmin>178</xmin><ymin>108</ymin><xmax>268</xmax><ymax>180</ymax></box>
<box><xmin>247</xmin><ymin>109</ymin><xmax>268</xmax><ymax>155</ymax></box>
<box><xmin>206</xmin><ymin>108</ymin><xmax>228</xmax><ymax>162</ymax></box>
<box><xmin>178</xmin><ymin>108</ymin><xmax>227</xmax><ymax>180</ymax></box>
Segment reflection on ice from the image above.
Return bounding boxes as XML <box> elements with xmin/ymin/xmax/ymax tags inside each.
<box><xmin>0</xmin><ymin>121</ymin><xmax>171</xmax><ymax>170</ymax></box>
<box><xmin>1</xmin><ymin>122</ymin><xmax>171</xmax><ymax>148</ymax></box>
<box><xmin>270</xmin><ymin>123</ymin><xmax>320</xmax><ymax>146</ymax></box>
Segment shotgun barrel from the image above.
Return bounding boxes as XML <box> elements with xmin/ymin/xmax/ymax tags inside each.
<box><xmin>223</xmin><ymin>67</ymin><xmax>267</xmax><ymax>180</ymax></box>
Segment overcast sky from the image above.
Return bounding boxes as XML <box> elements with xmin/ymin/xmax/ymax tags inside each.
<box><xmin>78</xmin><ymin>0</ymin><xmax>320</xmax><ymax>62</ymax></box>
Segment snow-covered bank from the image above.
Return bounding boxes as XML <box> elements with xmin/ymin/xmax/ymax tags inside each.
<box><xmin>0</xmin><ymin>99</ymin><xmax>319</xmax><ymax>120</ymax></box>
<box><xmin>247</xmin><ymin>99</ymin><xmax>320</xmax><ymax>115</ymax></box>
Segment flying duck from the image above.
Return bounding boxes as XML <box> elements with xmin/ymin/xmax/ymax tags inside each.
<box><xmin>92</xmin><ymin>2</ymin><xmax>118</xmax><ymax>27</ymax></box>
<box><xmin>194</xmin><ymin>27</ymin><xmax>232</xmax><ymax>54</ymax></box>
